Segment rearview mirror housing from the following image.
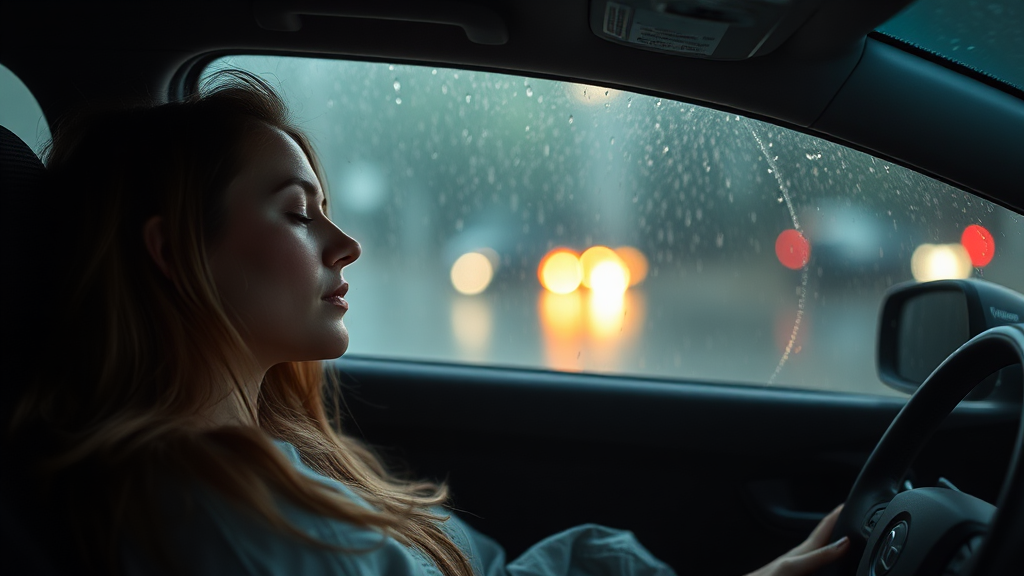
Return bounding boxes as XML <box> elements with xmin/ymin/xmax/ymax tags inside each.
<box><xmin>878</xmin><ymin>279</ymin><xmax>1024</xmax><ymax>400</ymax></box>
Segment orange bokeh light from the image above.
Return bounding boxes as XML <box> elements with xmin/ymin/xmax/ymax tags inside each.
<box><xmin>961</xmin><ymin>224</ymin><xmax>995</xmax><ymax>267</ymax></box>
<box><xmin>615</xmin><ymin>246</ymin><xmax>648</xmax><ymax>286</ymax></box>
<box><xmin>580</xmin><ymin>246</ymin><xmax>629</xmax><ymax>291</ymax></box>
<box><xmin>539</xmin><ymin>249</ymin><xmax>583</xmax><ymax>294</ymax></box>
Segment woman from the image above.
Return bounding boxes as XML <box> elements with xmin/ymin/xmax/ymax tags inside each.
<box><xmin>8</xmin><ymin>71</ymin><xmax>848</xmax><ymax>575</ymax></box>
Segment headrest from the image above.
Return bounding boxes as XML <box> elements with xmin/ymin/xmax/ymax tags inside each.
<box><xmin>0</xmin><ymin>125</ymin><xmax>46</xmax><ymax>194</ymax></box>
<box><xmin>1</xmin><ymin>125</ymin><xmax>49</xmax><ymax>428</ymax></box>
<box><xmin>0</xmin><ymin>125</ymin><xmax>47</xmax><ymax>322</ymax></box>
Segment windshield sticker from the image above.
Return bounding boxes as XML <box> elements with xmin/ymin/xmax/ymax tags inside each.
<box><xmin>603</xmin><ymin>2</ymin><xmax>632</xmax><ymax>40</ymax></box>
<box><xmin>626</xmin><ymin>8</ymin><xmax>727</xmax><ymax>56</ymax></box>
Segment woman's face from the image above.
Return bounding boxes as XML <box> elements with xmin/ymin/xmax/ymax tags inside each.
<box><xmin>208</xmin><ymin>125</ymin><xmax>360</xmax><ymax>367</ymax></box>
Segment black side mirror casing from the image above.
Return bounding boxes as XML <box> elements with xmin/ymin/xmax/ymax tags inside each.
<box><xmin>878</xmin><ymin>279</ymin><xmax>1024</xmax><ymax>401</ymax></box>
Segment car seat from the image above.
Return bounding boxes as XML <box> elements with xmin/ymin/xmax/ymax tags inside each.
<box><xmin>0</xmin><ymin>124</ymin><xmax>64</xmax><ymax>574</ymax></box>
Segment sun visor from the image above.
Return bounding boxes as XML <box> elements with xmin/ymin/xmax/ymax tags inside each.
<box><xmin>589</xmin><ymin>0</ymin><xmax>821</xmax><ymax>60</ymax></box>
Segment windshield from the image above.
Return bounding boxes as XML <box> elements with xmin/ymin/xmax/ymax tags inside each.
<box><xmin>877</xmin><ymin>0</ymin><xmax>1024</xmax><ymax>91</ymax></box>
<box><xmin>203</xmin><ymin>56</ymin><xmax>1024</xmax><ymax>396</ymax></box>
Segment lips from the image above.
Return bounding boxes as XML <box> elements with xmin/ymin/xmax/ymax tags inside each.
<box><xmin>323</xmin><ymin>282</ymin><xmax>349</xmax><ymax>300</ymax></box>
<box><xmin>322</xmin><ymin>282</ymin><xmax>350</xmax><ymax>310</ymax></box>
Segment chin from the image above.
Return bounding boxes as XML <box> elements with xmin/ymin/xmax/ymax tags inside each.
<box><xmin>275</xmin><ymin>324</ymin><xmax>350</xmax><ymax>362</ymax></box>
<box><xmin>315</xmin><ymin>329</ymin><xmax>350</xmax><ymax>359</ymax></box>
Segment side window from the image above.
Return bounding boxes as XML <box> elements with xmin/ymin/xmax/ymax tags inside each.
<box><xmin>0</xmin><ymin>63</ymin><xmax>50</xmax><ymax>157</ymax></box>
<box><xmin>202</xmin><ymin>56</ymin><xmax>1024</xmax><ymax>396</ymax></box>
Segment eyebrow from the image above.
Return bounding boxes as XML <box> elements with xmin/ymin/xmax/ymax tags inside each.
<box><xmin>272</xmin><ymin>177</ymin><xmax>328</xmax><ymax>210</ymax></box>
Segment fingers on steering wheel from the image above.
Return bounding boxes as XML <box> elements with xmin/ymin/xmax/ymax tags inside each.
<box><xmin>777</xmin><ymin>536</ymin><xmax>850</xmax><ymax>576</ymax></box>
<box><xmin>792</xmin><ymin>504</ymin><xmax>844</xmax><ymax>555</ymax></box>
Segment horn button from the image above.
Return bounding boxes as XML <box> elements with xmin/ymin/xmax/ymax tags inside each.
<box><xmin>873</xmin><ymin>521</ymin><xmax>908</xmax><ymax>574</ymax></box>
<box><xmin>858</xmin><ymin>487</ymin><xmax>993</xmax><ymax>576</ymax></box>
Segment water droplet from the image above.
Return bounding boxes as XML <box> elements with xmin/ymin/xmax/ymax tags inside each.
<box><xmin>609</xmin><ymin>137</ymin><xmax>615</xmax><ymax>145</ymax></box>
<box><xmin>627</xmin><ymin>98</ymin><xmax>632</xmax><ymax>108</ymax></box>
<box><xmin>568</xmin><ymin>115</ymin><xmax>574</xmax><ymax>124</ymax></box>
<box><xmin>395</xmin><ymin>97</ymin><xmax>402</xmax><ymax>105</ymax></box>
<box><xmin>656</xmin><ymin>100</ymin><xmax>662</xmax><ymax>107</ymax></box>
<box><xmin>604</xmin><ymin>90</ymin><xmax>609</xmax><ymax>96</ymax></box>
<box><xmin>442</xmin><ymin>85</ymin><xmax>449</xmax><ymax>95</ymax></box>
<box><xmin>804</xmin><ymin>152</ymin><xmax>821</xmax><ymax>160</ymax></box>
<box><xmin>526</xmin><ymin>86</ymin><xmax>534</xmax><ymax>97</ymax></box>
<box><xmin>431</xmin><ymin>69</ymin><xmax>437</xmax><ymax>75</ymax></box>
<box><xmin>777</xmin><ymin>196</ymin><xmax>784</xmax><ymax>203</ymax></box>
<box><xmin>543</xmin><ymin>144</ymin><xmax>550</xmax><ymax>156</ymax></box>
<box><xmin>525</xmin><ymin>125</ymin><xmax>530</xmax><ymax>132</ymax></box>
<box><xmin>393</xmin><ymin>80</ymin><xmax>401</xmax><ymax>91</ymax></box>
<box><xmin>388</xmin><ymin>64</ymin><xmax>395</xmax><ymax>71</ymax></box>
<box><xmin>465</xmin><ymin>94</ymin><xmax>472</xmax><ymax>103</ymax></box>
<box><xmin>662</xmin><ymin>146</ymin><xmax>669</xmax><ymax>154</ymax></box>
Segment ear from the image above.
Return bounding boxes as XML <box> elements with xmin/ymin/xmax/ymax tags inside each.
<box><xmin>142</xmin><ymin>216</ymin><xmax>174</xmax><ymax>280</ymax></box>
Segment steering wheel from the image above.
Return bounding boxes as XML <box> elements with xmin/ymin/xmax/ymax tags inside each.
<box><xmin>825</xmin><ymin>324</ymin><xmax>1024</xmax><ymax>576</ymax></box>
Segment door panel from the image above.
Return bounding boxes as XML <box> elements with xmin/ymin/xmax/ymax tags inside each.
<box><xmin>330</xmin><ymin>357</ymin><xmax>1019</xmax><ymax>576</ymax></box>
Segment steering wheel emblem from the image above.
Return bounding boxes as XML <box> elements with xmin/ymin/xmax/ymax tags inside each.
<box><xmin>874</xmin><ymin>520</ymin><xmax>909</xmax><ymax>575</ymax></box>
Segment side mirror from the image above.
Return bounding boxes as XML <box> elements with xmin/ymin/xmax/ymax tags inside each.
<box><xmin>878</xmin><ymin>279</ymin><xmax>1024</xmax><ymax>400</ymax></box>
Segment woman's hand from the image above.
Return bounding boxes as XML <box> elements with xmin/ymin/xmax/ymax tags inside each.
<box><xmin>745</xmin><ymin>505</ymin><xmax>850</xmax><ymax>576</ymax></box>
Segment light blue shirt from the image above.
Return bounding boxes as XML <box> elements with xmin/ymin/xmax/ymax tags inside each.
<box><xmin>126</xmin><ymin>440</ymin><xmax>677</xmax><ymax>576</ymax></box>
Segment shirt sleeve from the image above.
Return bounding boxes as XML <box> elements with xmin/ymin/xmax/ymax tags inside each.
<box><xmin>450</xmin><ymin>516</ymin><xmax>677</xmax><ymax>576</ymax></box>
<box><xmin>124</xmin><ymin>442</ymin><xmax>675</xmax><ymax>576</ymax></box>
<box><xmin>125</xmin><ymin>485</ymin><xmax>446</xmax><ymax>576</ymax></box>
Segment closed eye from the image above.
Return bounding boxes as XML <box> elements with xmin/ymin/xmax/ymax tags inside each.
<box><xmin>287</xmin><ymin>212</ymin><xmax>314</xmax><ymax>225</ymax></box>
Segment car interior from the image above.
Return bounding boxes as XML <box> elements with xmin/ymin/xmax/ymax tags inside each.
<box><xmin>1</xmin><ymin>1</ymin><xmax>1023</xmax><ymax>575</ymax></box>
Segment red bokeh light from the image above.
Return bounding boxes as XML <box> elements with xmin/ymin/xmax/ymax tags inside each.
<box><xmin>775</xmin><ymin>229</ymin><xmax>811</xmax><ymax>270</ymax></box>
<box><xmin>961</xmin><ymin>224</ymin><xmax>995</xmax><ymax>267</ymax></box>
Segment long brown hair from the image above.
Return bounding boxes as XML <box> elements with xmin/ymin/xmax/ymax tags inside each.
<box><xmin>8</xmin><ymin>71</ymin><xmax>473</xmax><ymax>576</ymax></box>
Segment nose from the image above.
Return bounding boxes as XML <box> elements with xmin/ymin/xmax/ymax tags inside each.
<box><xmin>324</xmin><ymin>223</ymin><xmax>361</xmax><ymax>269</ymax></box>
